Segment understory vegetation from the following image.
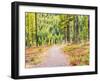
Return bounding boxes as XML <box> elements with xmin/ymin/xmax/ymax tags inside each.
<box><xmin>62</xmin><ymin>42</ymin><xmax>89</xmax><ymax>66</ymax></box>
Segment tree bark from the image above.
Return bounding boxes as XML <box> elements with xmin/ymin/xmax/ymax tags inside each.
<box><xmin>67</xmin><ymin>24</ymin><xmax>70</xmax><ymax>43</ymax></box>
<box><xmin>88</xmin><ymin>16</ymin><xmax>90</xmax><ymax>40</ymax></box>
<box><xmin>35</xmin><ymin>13</ymin><xmax>38</xmax><ymax>46</ymax></box>
<box><xmin>73</xmin><ymin>15</ymin><xmax>79</xmax><ymax>43</ymax></box>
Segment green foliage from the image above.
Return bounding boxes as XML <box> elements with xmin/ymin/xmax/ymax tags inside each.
<box><xmin>78</xmin><ymin>15</ymin><xmax>89</xmax><ymax>42</ymax></box>
<box><xmin>25</xmin><ymin>12</ymin><xmax>36</xmax><ymax>47</ymax></box>
<box><xmin>25</xmin><ymin>12</ymin><xmax>89</xmax><ymax>47</ymax></box>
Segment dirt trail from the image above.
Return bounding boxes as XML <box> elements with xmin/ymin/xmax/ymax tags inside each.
<box><xmin>31</xmin><ymin>45</ymin><xmax>69</xmax><ymax>67</ymax></box>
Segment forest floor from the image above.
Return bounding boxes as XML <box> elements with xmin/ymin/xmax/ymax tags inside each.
<box><xmin>25</xmin><ymin>45</ymin><xmax>69</xmax><ymax>68</ymax></box>
<box><xmin>62</xmin><ymin>42</ymin><xmax>89</xmax><ymax>66</ymax></box>
<box><xmin>25</xmin><ymin>42</ymin><xmax>89</xmax><ymax>68</ymax></box>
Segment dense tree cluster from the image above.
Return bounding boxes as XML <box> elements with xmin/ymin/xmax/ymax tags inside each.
<box><xmin>25</xmin><ymin>12</ymin><xmax>89</xmax><ymax>47</ymax></box>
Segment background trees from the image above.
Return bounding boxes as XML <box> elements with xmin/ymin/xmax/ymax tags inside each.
<box><xmin>25</xmin><ymin>12</ymin><xmax>36</xmax><ymax>47</ymax></box>
<box><xmin>25</xmin><ymin>12</ymin><xmax>89</xmax><ymax>47</ymax></box>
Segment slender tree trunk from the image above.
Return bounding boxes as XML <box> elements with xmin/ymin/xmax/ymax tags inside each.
<box><xmin>67</xmin><ymin>24</ymin><xmax>70</xmax><ymax>43</ymax></box>
<box><xmin>35</xmin><ymin>13</ymin><xmax>38</xmax><ymax>47</ymax></box>
<box><xmin>64</xmin><ymin>27</ymin><xmax>67</xmax><ymax>43</ymax></box>
<box><xmin>28</xmin><ymin>14</ymin><xmax>30</xmax><ymax>47</ymax></box>
<box><xmin>76</xmin><ymin>16</ymin><xmax>80</xmax><ymax>43</ymax></box>
<box><xmin>32</xmin><ymin>15</ymin><xmax>34</xmax><ymax>46</ymax></box>
<box><xmin>73</xmin><ymin>16</ymin><xmax>76</xmax><ymax>43</ymax></box>
<box><xmin>88</xmin><ymin>16</ymin><xmax>90</xmax><ymax>41</ymax></box>
<box><xmin>73</xmin><ymin>15</ymin><xmax>79</xmax><ymax>43</ymax></box>
<box><xmin>72</xmin><ymin>17</ymin><xmax>75</xmax><ymax>43</ymax></box>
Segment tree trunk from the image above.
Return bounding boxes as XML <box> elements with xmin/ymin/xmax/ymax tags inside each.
<box><xmin>73</xmin><ymin>15</ymin><xmax>79</xmax><ymax>43</ymax></box>
<box><xmin>64</xmin><ymin>27</ymin><xmax>67</xmax><ymax>43</ymax></box>
<box><xmin>35</xmin><ymin>13</ymin><xmax>38</xmax><ymax>47</ymax></box>
<box><xmin>67</xmin><ymin>24</ymin><xmax>70</xmax><ymax>43</ymax></box>
<box><xmin>88</xmin><ymin>16</ymin><xmax>90</xmax><ymax>40</ymax></box>
<box><xmin>76</xmin><ymin>16</ymin><xmax>79</xmax><ymax>43</ymax></box>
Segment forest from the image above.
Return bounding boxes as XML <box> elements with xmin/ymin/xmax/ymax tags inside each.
<box><xmin>25</xmin><ymin>12</ymin><xmax>90</xmax><ymax>68</ymax></box>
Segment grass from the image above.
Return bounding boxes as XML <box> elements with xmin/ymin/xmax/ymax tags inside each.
<box><xmin>62</xmin><ymin>42</ymin><xmax>89</xmax><ymax>66</ymax></box>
